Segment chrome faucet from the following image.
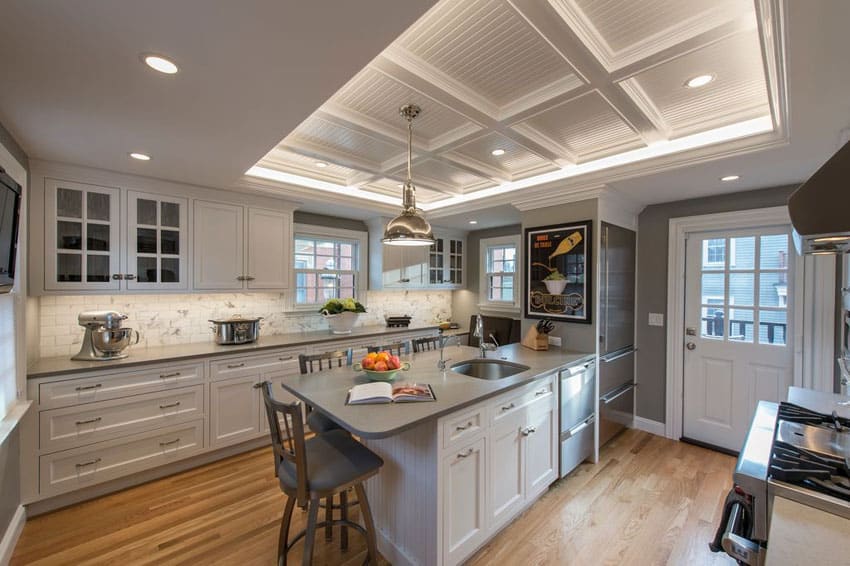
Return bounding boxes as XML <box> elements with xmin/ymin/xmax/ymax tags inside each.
<box><xmin>437</xmin><ymin>332</ymin><xmax>456</xmax><ymax>371</ymax></box>
<box><xmin>472</xmin><ymin>315</ymin><xmax>499</xmax><ymax>358</ymax></box>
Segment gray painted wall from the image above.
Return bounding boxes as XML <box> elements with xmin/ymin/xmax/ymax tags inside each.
<box><xmin>521</xmin><ymin>199</ymin><xmax>598</xmax><ymax>353</ymax></box>
<box><xmin>452</xmin><ymin>224</ymin><xmax>521</xmax><ymax>329</ymax></box>
<box><xmin>635</xmin><ymin>185</ymin><xmax>797</xmax><ymax>423</ymax></box>
<box><xmin>0</xmin><ymin>121</ymin><xmax>27</xmax><ymax>172</ymax></box>
<box><xmin>293</xmin><ymin>211</ymin><xmax>368</xmax><ymax>232</ymax></box>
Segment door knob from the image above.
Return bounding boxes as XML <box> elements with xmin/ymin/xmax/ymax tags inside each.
<box><xmin>686</xmin><ymin>342</ymin><xmax>696</xmax><ymax>350</ymax></box>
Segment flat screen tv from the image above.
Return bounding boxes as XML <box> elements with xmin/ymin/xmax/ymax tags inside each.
<box><xmin>0</xmin><ymin>166</ymin><xmax>22</xmax><ymax>293</ymax></box>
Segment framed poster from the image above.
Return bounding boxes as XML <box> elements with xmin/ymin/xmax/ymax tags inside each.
<box><xmin>524</xmin><ymin>220</ymin><xmax>592</xmax><ymax>323</ymax></box>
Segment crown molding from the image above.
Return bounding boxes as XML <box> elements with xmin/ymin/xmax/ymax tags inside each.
<box><xmin>511</xmin><ymin>183</ymin><xmax>609</xmax><ymax>211</ymax></box>
<box><xmin>617</xmin><ymin>78</ymin><xmax>671</xmax><ymax>138</ymax></box>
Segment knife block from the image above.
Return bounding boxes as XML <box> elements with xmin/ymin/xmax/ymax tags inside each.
<box><xmin>521</xmin><ymin>326</ymin><xmax>549</xmax><ymax>351</ymax></box>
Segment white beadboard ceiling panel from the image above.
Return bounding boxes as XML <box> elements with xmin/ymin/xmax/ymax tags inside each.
<box><xmin>449</xmin><ymin>133</ymin><xmax>558</xmax><ymax>178</ymax></box>
<box><xmin>396</xmin><ymin>0</ymin><xmax>581</xmax><ymax>108</ymax></box>
<box><xmin>621</xmin><ymin>27</ymin><xmax>770</xmax><ymax>138</ymax></box>
<box><xmin>362</xmin><ymin>178</ymin><xmax>446</xmax><ymax>203</ymax></box>
<box><xmin>288</xmin><ymin>116</ymin><xmax>405</xmax><ymax>167</ymax></box>
<box><xmin>258</xmin><ymin>147</ymin><xmax>358</xmax><ymax>185</ymax></box>
<box><xmin>517</xmin><ymin>91</ymin><xmax>644</xmax><ymax>160</ymax></box>
<box><xmin>409</xmin><ymin>158</ymin><xmax>496</xmax><ymax>192</ymax></box>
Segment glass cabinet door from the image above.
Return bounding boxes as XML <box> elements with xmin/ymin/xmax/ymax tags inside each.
<box><xmin>45</xmin><ymin>180</ymin><xmax>120</xmax><ymax>290</ymax></box>
<box><xmin>127</xmin><ymin>191</ymin><xmax>188</xmax><ymax>289</ymax></box>
<box><xmin>429</xmin><ymin>238</ymin><xmax>444</xmax><ymax>284</ymax></box>
<box><xmin>448</xmin><ymin>239</ymin><xmax>463</xmax><ymax>285</ymax></box>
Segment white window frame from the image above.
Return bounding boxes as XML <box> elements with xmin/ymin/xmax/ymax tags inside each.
<box><xmin>478</xmin><ymin>235</ymin><xmax>521</xmax><ymax>313</ymax></box>
<box><xmin>289</xmin><ymin>224</ymin><xmax>368</xmax><ymax>312</ymax></box>
<box><xmin>702</xmin><ymin>237</ymin><xmax>737</xmax><ymax>268</ymax></box>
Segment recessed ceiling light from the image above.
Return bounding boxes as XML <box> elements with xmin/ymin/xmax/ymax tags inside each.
<box><xmin>684</xmin><ymin>74</ymin><xmax>715</xmax><ymax>88</ymax></box>
<box><xmin>314</xmin><ymin>161</ymin><xmax>328</xmax><ymax>168</ymax></box>
<box><xmin>720</xmin><ymin>175</ymin><xmax>740</xmax><ymax>182</ymax></box>
<box><xmin>491</xmin><ymin>149</ymin><xmax>506</xmax><ymax>156</ymax></box>
<box><xmin>469</xmin><ymin>220</ymin><xmax>478</xmax><ymax>225</ymax></box>
<box><xmin>129</xmin><ymin>152</ymin><xmax>151</xmax><ymax>161</ymax></box>
<box><xmin>141</xmin><ymin>54</ymin><xmax>179</xmax><ymax>75</ymax></box>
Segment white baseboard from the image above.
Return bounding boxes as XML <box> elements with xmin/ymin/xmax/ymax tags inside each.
<box><xmin>0</xmin><ymin>505</ymin><xmax>26</xmax><ymax>565</ymax></box>
<box><xmin>632</xmin><ymin>416</ymin><xmax>666</xmax><ymax>438</ymax></box>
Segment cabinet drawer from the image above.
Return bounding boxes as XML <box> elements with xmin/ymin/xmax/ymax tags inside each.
<box><xmin>442</xmin><ymin>406</ymin><xmax>485</xmax><ymax>449</ymax></box>
<box><xmin>40</xmin><ymin>385</ymin><xmax>204</xmax><ymax>452</ymax></box>
<box><xmin>38</xmin><ymin>362</ymin><xmax>205</xmax><ymax>409</ymax></box>
<box><xmin>40</xmin><ymin>420</ymin><xmax>204</xmax><ymax>495</ymax></box>
<box><xmin>489</xmin><ymin>377</ymin><xmax>555</xmax><ymax>425</ymax></box>
<box><xmin>210</xmin><ymin>351</ymin><xmax>298</xmax><ymax>380</ymax></box>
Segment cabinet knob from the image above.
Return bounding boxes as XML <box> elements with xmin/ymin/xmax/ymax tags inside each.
<box><xmin>112</xmin><ymin>274</ymin><xmax>124</xmax><ymax>280</ymax></box>
<box><xmin>456</xmin><ymin>448</ymin><xmax>474</xmax><ymax>459</ymax></box>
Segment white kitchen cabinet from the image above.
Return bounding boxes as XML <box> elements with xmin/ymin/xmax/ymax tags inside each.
<box><xmin>428</xmin><ymin>232</ymin><xmax>465</xmax><ymax>288</ymax></box>
<box><xmin>442</xmin><ymin>436</ymin><xmax>487</xmax><ymax>566</ymax></box>
<box><xmin>488</xmin><ymin>409</ymin><xmax>525</xmax><ymax>531</ymax></box>
<box><xmin>126</xmin><ymin>191</ymin><xmax>188</xmax><ymax>290</ymax></box>
<box><xmin>193</xmin><ymin>200</ymin><xmax>290</xmax><ymax>291</ymax></box>
<box><xmin>44</xmin><ymin>179</ymin><xmax>121</xmax><ymax>291</ymax></box>
<box><xmin>524</xmin><ymin>401</ymin><xmax>557</xmax><ymax>500</ymax></box>
<box><xmin>209</xmin><ymin>374</ymin><xmax>262</xmax><ymax>448</ymax></box>
<box><xmin>382</xmin><ymin>244</ymin><xmax>428</xmax><ymax>288</ymax></box>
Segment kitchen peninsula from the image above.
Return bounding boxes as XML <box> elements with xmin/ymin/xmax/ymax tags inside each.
<box><xmin>279</xmin><ymin>343</ymin><xmax>594</xmax><ymax>566</ymax></box>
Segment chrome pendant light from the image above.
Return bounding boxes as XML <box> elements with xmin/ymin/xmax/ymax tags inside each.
<box><xmin>382</xmin><ymin>104</ymin><xmax>435</xmax><ymax>246</ymax></box>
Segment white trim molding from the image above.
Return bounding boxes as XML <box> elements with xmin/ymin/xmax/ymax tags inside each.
<box><xmin>478</xmin><ymin>234</ymin><xmax>522</xmax><ymax>313</ymax></box>
<box><xmin>665</xmin><ymin>206</ymin><xmax>800</xmax><ymax>440</ymax></box>
<box><xmin>632</xmin><ymin>416</ymin><xmax>666</xmax><ymax>438</ymax></box>
<box><xmin>0</xmin><ymin>505</ymin><xmax>25</xmax><ymax>565</ymax></box>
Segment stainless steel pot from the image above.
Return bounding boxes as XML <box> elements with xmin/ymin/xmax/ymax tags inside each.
<box><xmin>209</xmin><ymin>315</ymin><xmax>263</xmax><ymax>345</ymax></box>
<box><xmin>92</xmin><ymin>327</ymin><xmax>140</xmax><ymax>354</ymax></box>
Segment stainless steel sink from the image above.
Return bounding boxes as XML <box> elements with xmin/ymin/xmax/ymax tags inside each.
<box><xmin>450</xmin><ymin>359</ymin><xmax>530</xmax><ymax>380</ymax></box>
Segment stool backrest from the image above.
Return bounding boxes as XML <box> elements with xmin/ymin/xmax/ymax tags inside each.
<box><xmin>299</xmin><ymin>348</ymin><xmax>353</xmax><ymax>374</ymax></box>
<box><xmin>260</xmin><ymin>381</ymin><xmax>308</xmax><ymax>506</ymax></box>
<box><xmin>412</xmin><ymin>336</ymin><xmax>441</xmax><ymax>352</ymax></box>
<box><xmin>367</xmin><ymin>341</ymin><xmax>410</xmax><ymax>356</ymax></box>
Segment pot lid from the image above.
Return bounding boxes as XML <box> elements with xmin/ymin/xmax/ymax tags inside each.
<box><xmin>208</xmin><ymin>315</ymin><xmax>263</xmax><ymax>324</ymax></box>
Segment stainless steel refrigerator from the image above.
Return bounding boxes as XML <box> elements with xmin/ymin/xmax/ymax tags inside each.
<box><xmin>598</xmin><ymin>222</ymin><xmax>637</xmax><ymax>447</ymax></box>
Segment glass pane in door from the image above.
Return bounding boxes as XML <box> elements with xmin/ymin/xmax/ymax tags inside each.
<box><xmin>729</xmin><ymin>237</ymin><xmax>755</xmax><ymax>270</ymax></box>
<box><xmin>137</xmin><ymin>228</ymin><xmax>157</xmax><ymax>254</ymax></box>
<box><xmin>87</xmin><ymin>224</ymin><xmax>110</xmax><ymax>251</ymax></box>
<box><xmin>161</xmin><ymin>202</ymin><xmax>180</xmax><ymax>227</ymax></box>
<box><xmin>57</xmin><ymin>254</ymin><xmax>82</xmax><ymax>282</ymax></box>
<box><xmin>161</xmin><ymin>258</ymin><xmax>179</xmax><ymax>283</ymax></box>
<box><xmin>137</xmin><ymin>256</ymin><xmax>157</xmax><ymax>283</ymax></box>
<box><xmin>729</xmin><ymin>308</ymin><xmax>754</xmax><ymax>343</ymax></box>
<box><xmin>760</xmin><ymin>310</ymin><xmax>787</xmax><ymax>345</ymax></box>
<box><xmin>56</xmin><ymin>188</ymin><xmax>82</xmax><ymax>218</ymax></box>
<box><xmin>700</xmin><ymin>273</ymin><xmax>725</xmax><ymax>303</ymax></box>
<box><xmin>57</xmin><ymin>221</ymin><xmax>82</xmax><ymax>250</ymax></box>
<box><xmin>137</xmin><ymin>199</ymin><xmax>158</xmax><ymax>226</ymax></box>
<box><xmin>759</xmin><ymin>272</ymin><xmax>788</xmax><ymax>307</ymax></box>
<box><xmin>87</xmin><ymin>192</ymin><xmax>111</xmax><ymax>221</ymax></box>
<box><xmin>86</xmin><ymin>255</ymin><xmax>110</xmax><ymax>282</ymax></box>
<box><xmin>701</xmin><ymin>307</ymin><xmax>725</xmax><ymax>339</ymax></box>
<box><xmin>760</xmin><ymin>235</ymin><xmax>789</xmax><ymax>269</ymax></box>
<box><xmin>160</xmin><ymin>230</ymin><xmax>179</xmax><ymax>255</ymax></box>
<box><xmin>729</xmin><ymin>272</ymin><xmax>754</xmax><ymax>306</ymax></box>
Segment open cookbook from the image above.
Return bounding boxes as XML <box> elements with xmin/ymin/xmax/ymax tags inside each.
<box><xmin>346</xmin><ymin>382</ymin><xmax>436</xmax><ymax>405</ymax></box>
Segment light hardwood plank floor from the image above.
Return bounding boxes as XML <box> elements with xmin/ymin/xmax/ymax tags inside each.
<box><xmin>11</xmin><ymin>429</ymin><xmax>735</xmax><ymax>565</ymax></box>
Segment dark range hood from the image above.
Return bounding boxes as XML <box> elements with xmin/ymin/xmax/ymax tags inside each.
<box><xmin>788</xmin><ymin>140</ymin><xmax>850</xmax><ymax>254</ymax></box>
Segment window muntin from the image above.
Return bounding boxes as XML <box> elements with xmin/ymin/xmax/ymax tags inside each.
<box><xmin>485</xmin><ymin>244</ymin><xmax>517</xmax><ymax>303</ymax></box>
<box><xmin>294</xmin><ymin>236</ymin><xmax>359</xmax><ymax>306</ymax></box>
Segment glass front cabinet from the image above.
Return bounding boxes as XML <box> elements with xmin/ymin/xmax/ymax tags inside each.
<box><xmin>428</xmin><ymin>232</ymin><xmax>465</xmax><ymax>288</ymax></box>
<box><xmin>44</xmin><ymin>180</ymin><xmax>188</xmax><ymax>291</ymax></box>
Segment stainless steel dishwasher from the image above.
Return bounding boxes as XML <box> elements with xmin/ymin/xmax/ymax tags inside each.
<box><xmin>559</xmin><ymin>359</ymin><xmax>596</xmax><ymax>478</ymax></box>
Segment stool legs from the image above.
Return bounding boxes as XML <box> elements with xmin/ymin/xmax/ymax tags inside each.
<box><xmin>354</xmin><ymin>483</ymin><xmax>378</xmax><ymax>565</ymax></box>
<box><xmin>278</xmin><ymin>496</ymin><xmax>296</xmax><ymax>566</ymax></box>
<box><xmin>302</xmin><ymin>498</ymin><xmax>319</xmax><ymax>566</ymax></box>
<box><xmin>339</xmin><ymin>489</ymin><xmax>349</xmax><ymax>551</ymax></box>
<box><xmin>324</xmin><ymin>496</ymin><xmax>333</xmax><ymax>541</ymax></box>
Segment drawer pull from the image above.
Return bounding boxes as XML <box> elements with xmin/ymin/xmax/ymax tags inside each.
<box><xmin>521</xmin><ymin>426</ymin><xmax>538</xmax><ymax>437</ymax></box>
<box><xmin>535</xmin><ymin>388</ymin><xmax>548</xmax><ymax>396</ymax></box>
<box><xmin>159</xmin><ymin>402</ymin><xmax>181</xmax><ymax>409</ymax></box>
<box><xmin>501</xmin><ymin>403</ymin><xmax>515</xmax><ymax>412</ymax></box>
<box><xmin>159</xmin><ymin>438</ymin><xmax>181</xmax><ymax>447</ymax></box>
<box><xmin>160</xmin><ymin>372</ymin><xmax>181</xmax><ymax>379</ymax></box>
<box><xmin>279</xmin><ymin>356</ymin><xmax>294</xmax><ymax>361</ymax></box>
<box><xmin>457</xmin><ymin>448</ymin><xmax>474</xmax><ymax>459</ymax></box>
<box><xmin>75</xmin><ymin>384</ymin><xmax>102</xmax><ymax>392</ymax></box>
<box><xmin>75</xmin><ymin>458</ymin><xmax>102</xmax><ymax>468</ymax></box>
<box><xmin>75</xmin><ymin>417</ymin><xmax>102</xmax><ymax>425</ymax></box>
<box><xmin>227</xmin><ymin>363</ymin><xmax>246</xmax><ymax>369</ymax></box>
<box><xmin>455</xmin><ymin>421</ymin><xmax>474</xmax><ymax>432</ymax></box>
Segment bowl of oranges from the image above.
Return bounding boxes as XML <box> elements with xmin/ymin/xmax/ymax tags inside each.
<box><xmin>354</xmin><ymin>351</ymin><xmax>411</xmax><ymax>382</ymax></box>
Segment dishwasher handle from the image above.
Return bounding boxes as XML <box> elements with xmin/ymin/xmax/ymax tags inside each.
<box><xmin>600</xmin><ymin>382</ymin><xmax>635</xmax><ymax>404</ymax></box>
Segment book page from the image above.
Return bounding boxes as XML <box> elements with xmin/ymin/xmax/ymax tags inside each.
<box><xmin>348</xmin><ymin>382</ymin><xmax>393</xmax><ymax>404</ymax></box>
<box><xmin>391</xmin><ymin>383</ymin><xmax>435</xmax><ymax>402</ymax></box>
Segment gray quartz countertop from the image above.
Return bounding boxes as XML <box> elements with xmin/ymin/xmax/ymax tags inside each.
<box><xmin>278</xmin><ymin>343</ymin><xmax>595</xmax><ymax>439</ymax></box>
<box><xmin>28</xmin><ymin>324</ymin><xmax>444</xmax><ymax>379</ymax></box>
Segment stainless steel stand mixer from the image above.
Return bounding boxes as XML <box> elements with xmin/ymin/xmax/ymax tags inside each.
<box><xmin>72</xmin><ymin>311</ymin><xmax>140</xmax><ymax>361</ymax></box>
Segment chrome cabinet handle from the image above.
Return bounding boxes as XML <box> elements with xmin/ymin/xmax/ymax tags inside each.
<box><xmin>457</xmin><ymin>448</ymin><xmax>474</xmax><ymax>459</ymax></box>
<box><xmin>252</xmin><ymin>382</ymin><xmax>264</xmax><ymax>389</ymax></box>
<box><xmin>124</xmin><ymin>274</ymin><xmax>136</xmax><ymax>280</ymax></box>
<box><xmin>160</xmin><ymin>372</ymin><xmax>181</xmax><ymax>379</ymax></box>
<box><xmin>279</xmin><ymin>356</ymin><xmax>294</xmax><ymax>361</ymax></box>
<box><xmin>535</xmin><ymin>388</ymin><xmax>548</xmax><ymax>396</ymax></box>
<box><xmin>75</xmin><ymin>458</ymin><xmax>102</xmax><ymax>468</ymax></box>
<box><xmin>159</xmin><ymin>402</ymin><xmax>181</xmax><ymax>409</ymax></box>
<box><xmin>75</xmin><ymin>384</ymin><xmax>102</xmax><ymax>392</ymax></box>
<box><xmin>399</xmin><ymin>278</ymin><xmax>410</xmax><ymax>283</ymax></box>
<box><xmin>244</xmin><ymin>276</ymin><xmax>256</xmax><ymax>281</ymax></box>
<box><xmin>501</xmin><ymin>403</ymin><xmax>515</xmax><ymax>412</ymax></box>
<box><xmin>75</xmin><ymin>417</ymin><xmax>102</xmax><ymax>425</ymax></box>
<box><xmin>236</xmin><ymin>275</ymin><xmax>245</xmax><ymax>281</ymax></box>
<box><xmin>521</xmin><ymin>426</ymin><xmax>537</xmax><ymax>437</ymax></box>
<box><xmin>159</xmin><ymin>438</ymin><xmax>181</xmax><ymax>447</ymax></box>
<box><xmin>112</xmin><ymin>274</ymin><xmax>124</xmax><ymax>280</ymax></box>
<box><xmin>455</xmin><ymin>421</ymin><xmax>474</xmax><ymax>432</ymax></box>
<box><xmin>227</xmin><ymin>362</ymin><xmax>246</xmax><ymax>369</ymax></box>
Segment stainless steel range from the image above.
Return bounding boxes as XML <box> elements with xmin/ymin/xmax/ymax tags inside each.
<box><xmin>711</xmin><ymin>388</ymin><xmax>850</xmax><ymax>565</ymax></box>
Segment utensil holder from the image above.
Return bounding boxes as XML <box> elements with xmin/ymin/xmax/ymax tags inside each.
<box><xmin>521</xmin><ymin>326</ymin><xmax>549</xmax><ymax>351</ymax></box>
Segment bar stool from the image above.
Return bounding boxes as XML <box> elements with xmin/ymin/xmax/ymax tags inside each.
<box><xmin>366</xmin><ymin>341</ymin><xmax>410</xmax><ymax>356</ymax></box>
<box><xmin>412</xmin><ymin>336</ymin><xmax>441</xmax><ymax>352</ymax></box>
<box><xmin>260</xmin><ymin>381</ymin><xmax>382</xmax><ymax>566</ymax></box>
<box><xmin>298</xmin><ymin>349</ymin><xmax>352</xmax><ymax>434</ymax></box>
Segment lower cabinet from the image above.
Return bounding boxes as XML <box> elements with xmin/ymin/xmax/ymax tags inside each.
<box><xmin>439</xmin><ymin>374</ymin><xmax>558</xmax><ymax>566</ymax></box>
<box><xmin>209</xmin><ymin>375</ymin><xmax>263</xmax><ymax>448</ymax></box>
<box><xmin>442</xmin><ymin>436</ymin><xmax>487</xmax><ymax>565</ymax></box>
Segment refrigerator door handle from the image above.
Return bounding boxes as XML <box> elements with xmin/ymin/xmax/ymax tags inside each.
<box><xmin>600</xmin><ymin>382</ymin><xmax>636</xmax><ymax>404</ymax></box>
<box><xmin>600</xmin><ymin>347</ymin><xmax>636</xmax><ymax>363</ymax></box>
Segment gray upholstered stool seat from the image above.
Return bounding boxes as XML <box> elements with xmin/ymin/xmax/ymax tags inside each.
<box><xmin>277</xmin><ymin>429</ymin><xmax>383</xmax><ymax>493</ymax></box>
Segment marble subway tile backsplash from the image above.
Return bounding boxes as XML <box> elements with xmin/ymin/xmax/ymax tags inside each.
<box><xmin>38</xmin><ymin>291</ymin><xmax>453</xmax><ymax>358</ymax></box>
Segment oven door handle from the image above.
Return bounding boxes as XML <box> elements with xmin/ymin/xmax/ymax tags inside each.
<box><xmin>716</xmin><ymin>502</ymin><xmax>764</xmax><ymax>565</ymax></box>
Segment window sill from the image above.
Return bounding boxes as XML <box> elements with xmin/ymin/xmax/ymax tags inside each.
<box><xmin>0</xmin><ymin>401</ymin><xmax>32</xmax><ymax>446</ymax></box>
<box><xmin>477</xmin><ymin>303</ymin><xmax>521</xmax><ymax>315</ymax></box>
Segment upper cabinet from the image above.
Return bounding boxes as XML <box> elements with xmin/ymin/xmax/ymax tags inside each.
<box><xmin>193</xmin><ymin>200</ymin><xmax>291</xmax><ymax>291</ymax></box>
<box><xmin>367</xmin><ymin>217</ymin><xmax>466</xmax><ymax>291</ymax></box>
<box><xmin>45</xmin><ymin>179</ymin><xmax>121</xmax><ymax>291</ymax></box>
<box><xmin>35</xmin><ymin>173</ymin><xmax>292</xmax><ymax>295</ymax></box>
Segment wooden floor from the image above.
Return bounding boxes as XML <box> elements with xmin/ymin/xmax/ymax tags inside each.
<box><xmin>11</xmin><ymin>429</ymin><xmax>735</xmax><ymax>565</ymax></box>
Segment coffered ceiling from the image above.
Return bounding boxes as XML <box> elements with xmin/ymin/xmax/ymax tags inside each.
<box><xmin>249</xmin><ymin>0</ymin><xmax>783</xmax><ymax>213</ymax></box>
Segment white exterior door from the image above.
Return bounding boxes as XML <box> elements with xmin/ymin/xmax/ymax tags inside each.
<box><xmin>683</xmin><ymin>228</ymin><xmax>794</xmax><ymax>452</ymax></box>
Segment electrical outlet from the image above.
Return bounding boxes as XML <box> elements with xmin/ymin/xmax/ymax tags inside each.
<box><xmin>648</xmin><ymin>313</ymin><xmax>664</xmax><ymax>327</ymax></box>
<box><xmin>548</xmin><ymin>335</ymin><xmax>562</xmax><ymax>346</ymax></box>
